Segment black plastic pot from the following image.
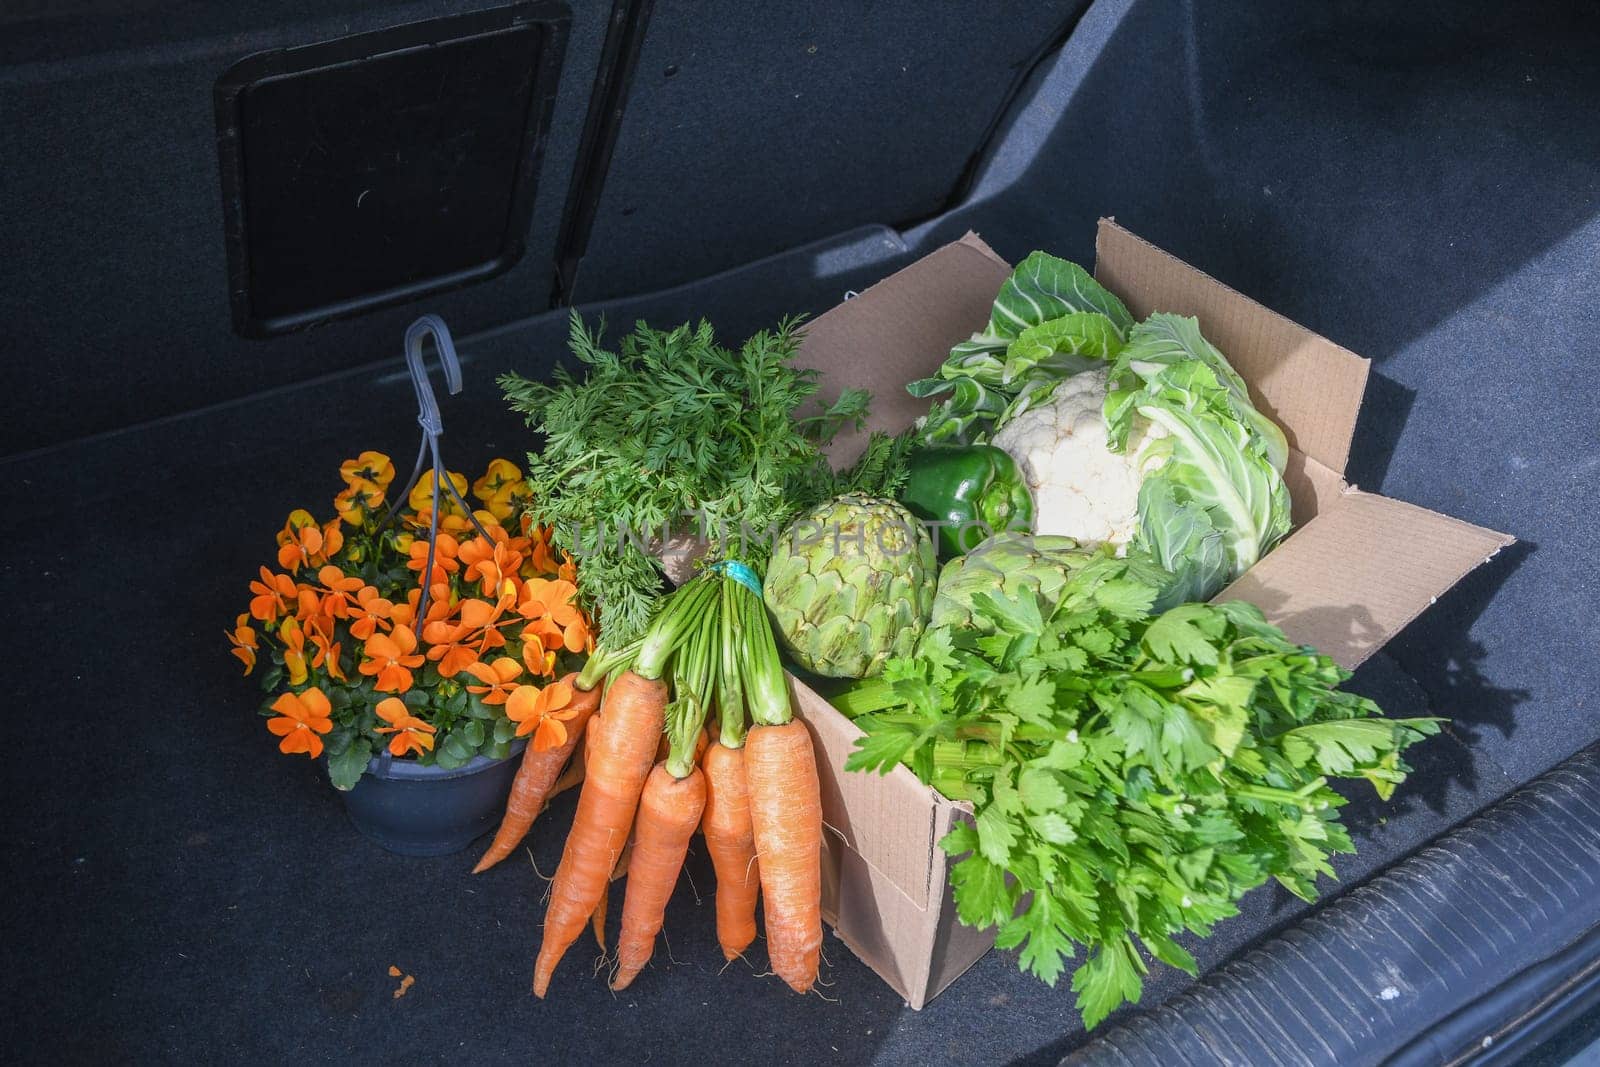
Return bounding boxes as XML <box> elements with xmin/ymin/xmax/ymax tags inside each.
<box><xmin>334</xmin><ymin>740</ymin><xmax>526</xmax><ymax>857</ymax></box>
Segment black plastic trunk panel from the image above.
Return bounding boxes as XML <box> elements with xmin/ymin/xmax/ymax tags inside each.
<box><xmin>215</xmin><ymin>5</ymin><xmax>568</xmax><ymax>335</ymax></box>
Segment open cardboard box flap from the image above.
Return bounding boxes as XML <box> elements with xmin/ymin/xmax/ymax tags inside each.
<box><xmin>783</xmin><ymin>219</ymin><xmax>1513</xmax><ymax>1007</ymax></box>
<box><xmin>1091</xmin><ymin>219</ymin><xmax>1515</xmax><ymax>667</ymax></box>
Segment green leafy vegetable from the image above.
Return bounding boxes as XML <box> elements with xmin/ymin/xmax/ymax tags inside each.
<box><xmin>1111</xmin><ymin>313</ymin><xmax>1288</xmax><ymax>473</ymax></box>
<box><xmin>910</xmin><ymin>253</ymin><xmax>1132</xmax><ymax>445</ymax></box>
<box><xmin>833</xmin><ymin>554</ymin><xmax>1439</xmax><ymax>1028</ymax></box>
<box><xmin>500</xmin><ymin>314</ymin><xmax>903</xmax><ymax>643</ymax></box>
<box><xmin>1104</xmin><ymin>316</ymin><xmax>1294</xmax><ymax>607</ymax></box>
<box><xmin>913</xmin><ymin>253</ymin><xmax>1293</xmax><ymax>607</ymax></box>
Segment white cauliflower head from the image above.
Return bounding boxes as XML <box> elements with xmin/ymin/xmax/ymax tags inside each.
<box><xmin>990</xmin><ymin>370</ymin><xmax>1165</xmax><ymax>548</ymax></box>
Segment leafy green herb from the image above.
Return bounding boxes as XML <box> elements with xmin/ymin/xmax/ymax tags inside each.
<box><xmin>833</xmin><ymin>553</ymin><xmax>1439</xmax><ymax>1028</ymax></box>
<box><xmin>501</xmin><ymin>314</ymin><xmax>904</xmax><ymax>643</ymax></box>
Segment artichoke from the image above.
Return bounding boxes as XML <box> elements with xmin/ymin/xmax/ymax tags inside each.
<box><xmin>929</xmin><ymin>533</ymin><xmax>1091</xmax><ymax>633</ymax></box>
<box><xmin>764</xmin><ymin>494</ymin><xmax>937</xmax><ymax>678</ymax></box>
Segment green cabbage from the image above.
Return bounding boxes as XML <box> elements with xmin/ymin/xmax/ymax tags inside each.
<box><xmin>1105</xmin><ymin>317</ymin><xmax>1292</xmax><ymax>606</ymax></box>
<box><xmin>1110</xmin><ymin>313</ymin><xmax>1288</xmax><ymax>474</ymax></box>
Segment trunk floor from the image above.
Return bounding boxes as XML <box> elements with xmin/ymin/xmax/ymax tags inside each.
<box><xmin>5</xmin><ymin>2</ymin><xmax>1596</xmax><ymax>1061</ymax></box>
<box><xmin>0</xmin><ymin>291</ymin><xmax>1524</xmax><ymax>1066</ymax></box>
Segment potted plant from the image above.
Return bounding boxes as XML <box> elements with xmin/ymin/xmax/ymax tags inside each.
<box><xmin>227</xmin><ymin>448</ymin><xmax>596</xmax><ymax>855</ymax></box>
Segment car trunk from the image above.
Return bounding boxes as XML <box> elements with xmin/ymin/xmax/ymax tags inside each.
<box><xmin>3</xmin><ymin>1</ymin><xmax>1597</xmax><ymax>1062</ymax></box>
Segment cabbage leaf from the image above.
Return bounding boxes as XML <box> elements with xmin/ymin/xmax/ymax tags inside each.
<box><xmin>1106</xmin><ymin>327</ymin><xmax>1292</xmax><ymax>604</ymax></box>
<box><xmin>1113</xmin><ymin>313</ymin><xmax>1288</xmax><ymax>474</ymax></box>
<box><xmin>912</xmin><ymin>253</ymin><xmax>1131</xmax><ymax>445</ymax></box>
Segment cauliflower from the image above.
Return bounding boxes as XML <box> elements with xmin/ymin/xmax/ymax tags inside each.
<box><xmin>990</xmin><ymin>370</ymin><xmax>1165</xmax><ymax>548</ymax></box>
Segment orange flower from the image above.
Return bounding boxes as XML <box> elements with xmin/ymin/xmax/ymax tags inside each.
<box><xmin>464</xmin><ymin>657</ymin><xmax>523</xmax><ymax>705</ymax></box>
<box><xmin>505</xmin><ymin>680</ymin><xmax>577</xmax><ymax>751</ymax></box>
<box><xmin>518</xmin><ymin>578</ymin><xmax>593</xmax><ymax>653</ymax></box>
<box><xmin>293</xmin><ymin>584</ymin><xmax>322</xmax><ymax>621</ymax></box>
<box><xmin>348</xmin><ymin>586</ymin><xmax>393</xmax><ymax>640</ymax></box>
<box><xmin>249</xmin><ymin>567</ymin><xmax>298</xmax><ymax>622</ymax></box>
<box><xmin>340</xmin><ymin>451</ymin><xmax>395</xmax><ymax>495</ymax></box>
<box><xmin>313</xmin><ymin>565</ymin><xmax>359</xmax><ymax>614</ymax></box>
<box><xmin>458</xmin><ymin>534</ymin><xmax>523</xmax><ymax>596</ymax></box>
<box><xmin>527</xmin><ymin>526</ymin><xmax>563</xmax><ymax>577</ymax></box>
<box><xmin>305</xmin><ymin>615</ymin><xmax>346</xmax><ymax>682</ymax></box>
<box><xmin>422</xmin><ymin>597</ymin><xmax>507</xmax><ymax>677</ymax></box>
<box><xmin>388</xmin><ymin>586</ymin><xmax>452</xmax><ymax>631</ymax></box>
<box><xmin>374</xmin><ymin>697</ymin><xmax>436</xmax><ymax>757</ymax></box>
<box><xmin>276</xmin><ymin>508</ymin><xmax>317</xmax><ymax>546</ymax></box>
<box><xmin>361</xmin><ymin>625</ymin><xmax>424</xmax><ymax>693</ymax></box>
<box><xmin>317</xmin><ymin>520</ymin><xmax>344</xmax><ymax>565</ymax></box>
<box><xmin>267</xmin><ymin>687</ymin><xmax>333</xmax><ymax>758</ymax></box>
<box><xmin>518</xmin><ymin>632</ymin><xmax>557</xmax><ymax>678</ymax></box>
<box><xmin>277</xmin><ymin>519</ymin><xmax>325</xmax><ymax>572</ymax></box>
<box><xmin>226</xmin><ymin>614</ymin><xmax>258</xmax><ymax>675</ymax></box>
<box><xmin>406</xmin><ymin>532</ymin><xmax>460</xmax><ymax>587</ymax></box>
<box><xmin>280</xmin><ymin>616</ymin><xmax>310</xmax><ymax>686</ymax></box>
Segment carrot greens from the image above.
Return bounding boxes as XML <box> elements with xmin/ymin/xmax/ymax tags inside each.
<box><xmin>500</xmin><ymin>315</ymin><xmax>907</xmax><ymax>644</ymax></box>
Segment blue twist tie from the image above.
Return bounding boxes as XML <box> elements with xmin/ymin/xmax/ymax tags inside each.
<box><xmin>715</xmin><ymin>560</ymin><xmax>764</xmax><ymax>597</ymax></box>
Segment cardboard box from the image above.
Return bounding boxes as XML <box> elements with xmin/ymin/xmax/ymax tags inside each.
<box><xmin>785</xmin><ymin>219</ymin><xmax>1515</xmax><ymax>1009</ymax></box>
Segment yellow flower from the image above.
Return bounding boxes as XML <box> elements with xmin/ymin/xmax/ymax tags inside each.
<box><xmin>409</xmin><ymin>470</ymin><xmax>469</xmax><ymax>515</ymax></box>
<box><xmin>334</xmin><ymin>487</ymin><xmax>372</xmax><ymax>526</ymax></box>
<box><xmin>473</xmin><ymin>458</ymin><xmax>527</xmax><ymax>522</ymax></box>
<box><xmin>340</xmin><ymin>451</ymin><xmax>395</xmax><ymax>492</ymax></box>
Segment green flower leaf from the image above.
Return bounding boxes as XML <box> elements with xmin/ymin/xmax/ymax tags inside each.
<box><xmin>327</xmin><ymin>739</ymin><xmax>372</xmax><ymax>792</ymax></box>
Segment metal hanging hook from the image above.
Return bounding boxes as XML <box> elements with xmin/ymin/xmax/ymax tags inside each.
<box><xmin>380</xmin><ymin>314</ymin><xmax>492</xmax><ymax>629</ymax></box>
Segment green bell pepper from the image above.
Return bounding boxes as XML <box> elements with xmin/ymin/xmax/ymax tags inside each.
<box><xmin>900</xmin><ymin>446</ymin><xmax>1034</xmax><ymax>559</ymax></box>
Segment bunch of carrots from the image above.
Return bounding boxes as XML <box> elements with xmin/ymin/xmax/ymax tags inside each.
<box><xmin>471</xmin><ymin>565</ymin><xmax>824</xmax><ymax>996</ymax></box>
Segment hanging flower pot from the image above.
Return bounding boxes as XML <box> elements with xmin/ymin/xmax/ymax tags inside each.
<box><xmin>333</xmin><ymin>739</ymin><xmax>528</xmax><ymax>856</ymax></box>
<box><xmin>228</xmin><ymin>316</ymin><xmax>597</xmax><ymax>856</ymax></box>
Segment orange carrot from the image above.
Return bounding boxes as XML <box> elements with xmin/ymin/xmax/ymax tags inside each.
<box><xmin>745</xmin><ymin>719</ymin><xmax>823</xmax><ymax>993</ymax></box>
<box><xmin>701</xmin><ymin>741</ymin><xmax>760</xmax><ymax>960</ymax></box>
<box><xmin>611</xmin><ymin>762</ymin><xmax>707</xmax><ymax>989</ymax></box>
<box><xmin>532</xmin><ymin>670</ymin><xmax>667</xmax><ymax>997</ymax></box>
<box><xmin>473</xmin><ymin>675</ymin><xmax>601</xmax><ymax>874</ymax></box>
<box><xmin>590</xmin><ymin>822</ymin><xmax>635</xmax><ymax>951</ymax></box>
<box><xmin>591</xmin><ymin>888</ymin><xmax>607</xmax><ymax>950</ymax></box>
<box><xmin>549</xmin><ymin>736</ymin><xmax>587</xmax><ymax>799</ymax></box>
